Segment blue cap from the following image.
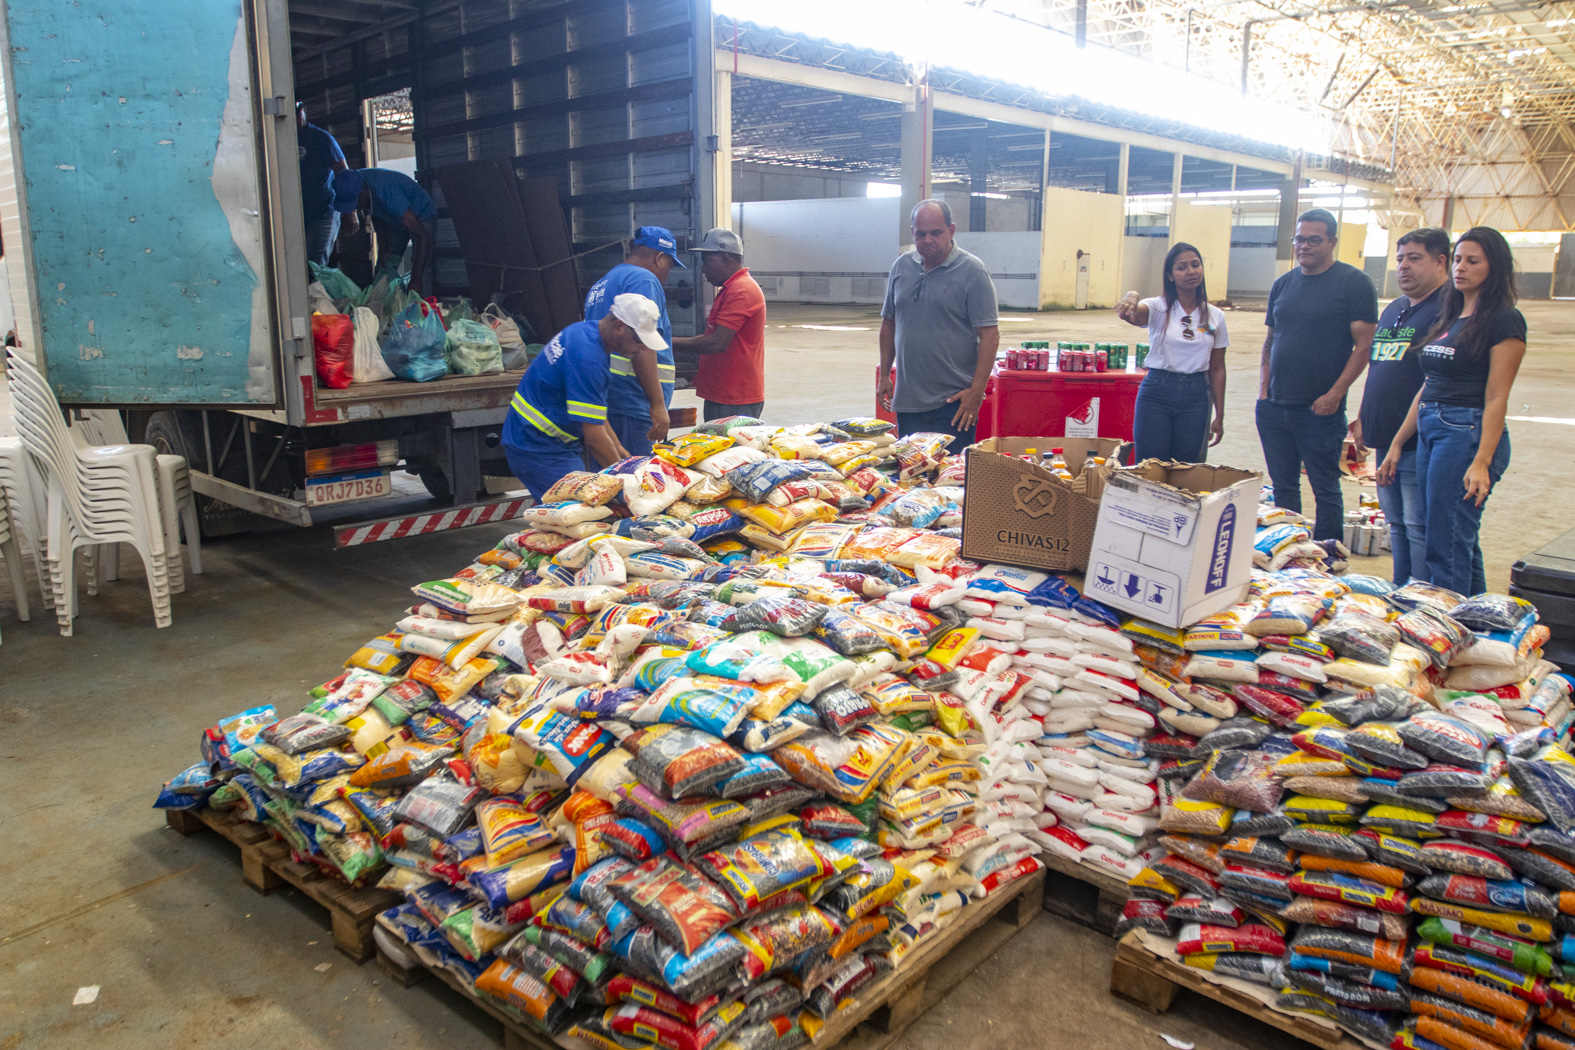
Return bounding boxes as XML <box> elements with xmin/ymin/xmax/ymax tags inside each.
<box><xmin>331</xmin><ymin>168</ymin><xmax>365</xmax><ymax>214</ymax></box>
<box><xmin>631</xmin><ymin>225</ymin><xmax>686</xmax><ymax>267</ymax></box>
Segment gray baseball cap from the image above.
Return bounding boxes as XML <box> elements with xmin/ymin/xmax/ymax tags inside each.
<box><xmin>693</xmin><ymin>227</ymin><xmax>743</xmax><ymax>256</ymax></box>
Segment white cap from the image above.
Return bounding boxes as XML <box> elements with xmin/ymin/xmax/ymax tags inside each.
<box><xmin>609</xmin><ymin>292</ymin><xmax>666</xmax><ymax>350</ymax></box>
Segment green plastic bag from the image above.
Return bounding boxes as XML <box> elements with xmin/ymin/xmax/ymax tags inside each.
<box><xmin>308</xmin><ymin>262</ymin><xmax>361</xmax><ymax>305</ymax></box>
<box><xmin>446</xmin><ymin>299</ymin><xmax>476</xmax><ymax>323</ymax></box>
<box><xmin>444</xmin><ymin>319</ymin><xmax>503</xmax><ymax>375</ymax></box>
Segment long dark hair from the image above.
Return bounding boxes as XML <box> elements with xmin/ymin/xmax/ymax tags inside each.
<box><xmin>1422</xmin><ymin>226</ymin><xmax>1517</xmax><ymax>359</ymax></box>
<box><xmin>1161</xmin><ymin>241</ymin><xmax>1211</xmax><ymax>334</ymax></box>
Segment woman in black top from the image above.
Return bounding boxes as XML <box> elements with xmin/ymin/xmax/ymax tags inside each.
<box><xmin>1376</xmin><ymin>227</ymin><xmax>1526</xmax><ymax>595</ymax></box>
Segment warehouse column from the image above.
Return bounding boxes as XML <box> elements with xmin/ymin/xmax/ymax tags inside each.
<box><xmin>1114</xmin><ymin>141</ymin><xmax>1130</xmax><ymax>299</ymax></box>
<box><xmin>711</xmin><ymin>67</ymin><xmax>733</xmax><ymax>232</ymax></box>
<box><xmin>970</xmin><ymin>128</ymin><xmax>989</xmax><ymax>232</ymax></box>
<box><xmin>898</xmin><ymin>75</ymin><xmax>933</xmax><ymax>248</ymax></box>
<box><xmin>1169</xmin><ymin>151</ymin><xmax>1183</xmax><ymax>242</ymax></box>
<box><xmin>1274</xmin><ymin>155</ymin><xmax>1302</xmax><ymax>278</ymax></box>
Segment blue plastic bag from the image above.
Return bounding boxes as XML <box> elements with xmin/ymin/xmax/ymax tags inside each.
<box><xmin>381</xmin><ymin>302</ymin><xmax>447</xmax><ymax>382</ymax></box>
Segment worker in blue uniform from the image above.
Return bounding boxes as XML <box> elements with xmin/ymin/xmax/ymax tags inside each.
<box><xmin>582</xmin><ymin>226</ymin><xmax>684</xmax><ymax>455</ymax></box>
<box><xmin>502</xmin><ymin>293</ymin><xmax>668</xmax><ymax>500</ymax></box>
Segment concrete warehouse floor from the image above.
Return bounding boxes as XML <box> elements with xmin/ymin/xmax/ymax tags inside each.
<box><xmin>2</xmin><ymin>299</ymin><xmax>1573</xmax><ymax>1049</ymax></box>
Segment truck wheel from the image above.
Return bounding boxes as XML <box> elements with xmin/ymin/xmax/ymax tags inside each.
<box><xmin>144</xmin><ymin>410</ymin><xmax>191</xmax><ymax>461</ymax></box>
<box><xmin>411</xmin><ymin>461</ymin><xmax>451</xmax><ymax>501</ymax></box>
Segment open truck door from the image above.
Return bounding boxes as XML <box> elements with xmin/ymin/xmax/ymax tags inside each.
<box><xmin>0</xmin><ymin>0</ymin><xmax>302</xmax><ymax>407</ymax></box>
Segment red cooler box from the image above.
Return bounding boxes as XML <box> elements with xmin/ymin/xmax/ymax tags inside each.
<box><xmin>978</xmin><ymin>363</ymin><xmax>1145</xmax><ymax>443</ymax></box>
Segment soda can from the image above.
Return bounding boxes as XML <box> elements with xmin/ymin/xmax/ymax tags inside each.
<box><xmin>1040</xmin><ymin>349</ymin><xmax>1050</xmax><ymax>370</ymax></box>
<box><xmin>1005</xmin><ymin>349</ymin><xmax>1017</xmax><ymax>369</ymax></box>
<box><xmin>1095</xmin><ymin>348</ymin><xmax>1108</xmax><ymax>372</ymax></box>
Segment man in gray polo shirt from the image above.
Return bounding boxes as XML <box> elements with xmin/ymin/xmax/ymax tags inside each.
<box><xmin>878</xmin><ymin>199</ymin><xmax>1000</xmax><ymax>454</ymax></box>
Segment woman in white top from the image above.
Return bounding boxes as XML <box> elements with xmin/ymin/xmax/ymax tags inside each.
<box><xmin>1114</xmin><ymin>242</ymin><xmax>1230</xmax><ymax>463</ymax></box>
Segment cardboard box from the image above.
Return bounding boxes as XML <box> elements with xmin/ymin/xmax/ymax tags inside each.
<box><xmin>1084</xmin><ymin>461</ymin><xmax>1262</xmax><ymax>628</ymax></box>
<box><xmin>960</xmin><ymin>436</ymin><xmax>1130</xmax><ymax>572</ymax></box>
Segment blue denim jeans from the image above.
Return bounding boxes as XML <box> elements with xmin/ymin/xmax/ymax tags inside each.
<box><xmin>1416</xmin><ymin>402</ymin><xmax>1509</xmax><ymax>595</ymax></box>
<box><xmin>304</xmin><ymin>210</ymin><xmax>340</xmax><ymax>268</ymax></box>
<box><xmin>1133</xmin><ymin>369</ymin><xmax>1210</xmax><ymax>463</ymax></box>
<box><xmin>1254</xmin><ymin>400</ymin><xmax>1347</xmax><ymax>541</ymax></box>
<box><xmin>1375</xmin><ymin>446</ymin><xmax>1425</xmax><ymax>585</ymax></box>
<box><xmin>897</xmin><ymin>404</ymin><xmax>976</xmax><ymax>456</ymax></box>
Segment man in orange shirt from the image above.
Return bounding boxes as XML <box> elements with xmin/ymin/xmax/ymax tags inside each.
<box><xmin>673</xmin><ymin>228</ymin><xmax>767</xmax><ymax>421</ymax></box>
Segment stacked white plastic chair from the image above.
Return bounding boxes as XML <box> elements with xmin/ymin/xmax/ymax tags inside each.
<box><xmin>0</xmin><ymin>433</ymin><xmax>52</xmax><ymax>611</ymax></box>
<box><xmin>6</xmin><ymin>349</ymin><xmax>172</xmax><ymax>633</ymax></box>
<box><xmin>0</xmin><ymin>484</ymin><xmax>29</xmax><ymax>644</ymax></box>
<box><xmin>72</xmin><ymin>409</ymin><xmax>202</xmax><ymax>593</ymax></box>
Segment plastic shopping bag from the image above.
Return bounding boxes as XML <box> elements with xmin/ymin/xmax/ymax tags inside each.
<box><xmin>308</xmin><ymin>262</ymin><xmax>361</xmax><ymax>305</ymax></box>
<box><xmin>311</xmin><ymin>313</ymin><xmax>355</xmax><ymax>390</ymax></box>
<box><xmin>351</xmin><ymin>306</ymin><xmax>395</xmax><ymax>384</ymax></box>
<box><xmin>483</xmin><ymin>303</ymin><xmax>531</xmax><ymax>370</ymax></box>
<box><xmin>445</xmin><ymin>318</ymin><xmax>504</xmax><ymax>376</ymax></box>
<box><xmin>382</xmin><ymin>301</ymin><xmax>448</xmax><ymax>383</ymax></box>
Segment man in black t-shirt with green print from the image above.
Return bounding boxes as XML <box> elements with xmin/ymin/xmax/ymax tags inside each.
<box><xmin>1355</xmin><ymin>228</ymin><xmax>1450</xmax><ymax>584</ymax></box>
<box><xmin>1256</xmin><ymin>208</ymin><xmax>1379</xmax><ymax>541</ymax></box>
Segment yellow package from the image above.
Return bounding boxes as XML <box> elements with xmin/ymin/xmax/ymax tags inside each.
<box><xmin>1122</xmin><ymin>618</ymin><xmax>1187</xmax><ymax>653</ymax></box>
<box><xmin>737</xmin><ymin>522</ymin><xmax>794</xmax><ymax>551</ymax></box>
<box><xmin>1409</xmin><ymin>899</ymin><xmax>1551</xmax><ymax>940</ymax></box>
<box><xmin>703</xmin><ymin>537</ymin><xmax>750</xmax><ymax>558</ymax></box>
<box><xmin>768</xmin><ymin>434</ymin><xmax>825</xmax><ymax>459</ymax></box>
<box><xmin>819</xmin><ymin>440</ymin><xmax>879</xmax><ymax>467</ymax></box>
<box><xmin>933</xmin><ymin>692</ymin><xmax>971</xmax><ymax>737</ymax></box>
<box><xmin>906</xmin><ymin>758</ymin><xmax>979</xmax><ymax>788</ymax></box>
<box><xmin>345</xmin><ymin>635</ymin><xmax>407</xmax><ymax>675</ymax></box>
<box><xmin>925</xmin><ymin>628</ymin><xmax>979</xmax><ymax>669</ymax></box>
<box><xmin>837</xmin><ymin>453</ymin><xmax>885</xmax><ymax>478</ymax></box>
<box><xmin>1159</xmin><ymin>797</ymin><xmax>1234</xmax><ymax>835</ymax></box>
<box><xmin>887</xmin><ymin>531</ymin><xmax>961</xmax><ymax>570</ymax></box>
<box><xmin>839</xmin><ymin>526</ymin><xmax>917</xmax><ymax>561</ymax></box>
<box><xmin>883</xmin><ymin>740</ymin><xmax>936</xmax><ymax>789</ymax></box>
<box><xmin>654</xmin><ymin>432</ymin><xmax>733</xmax><ymax>467</ymax></box>
<box><xmin>343</xmin><ymin>707</ymin><xmax>402</xmax><ymax>756</ymax></box>
<box><xmin>1128</xmin><ymin>866</ymin><xmax>1183</xmax><ymax>900</ymax></box>
<box><xmin>860</xmin><ymin>675</ymin><xmax>934</xmax><ymax>716</ymax></box>
<box><xmin>737</xmin><ymin>498</ymin><xmax>837</xmax><ymax>535</ymax></box>
<box><xmin>787</xmin><ymin>521</ymin><xmax>860</xmax><ymax>559</ymax></box>
<box><xmin>1274</xmin><ymin>749</ymin><xmax>1351</xmax><ymax>776</ymax></box>
<box><xmin>409</xmin><ymin>654</ymin><xmax>499</xmax><ymax>705</ymax></box>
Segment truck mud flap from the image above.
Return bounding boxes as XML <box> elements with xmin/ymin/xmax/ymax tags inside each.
<box><xmin>333</xmin><ymin>497</ymin><xmax>531</xmax><ymax>548</ymax></box>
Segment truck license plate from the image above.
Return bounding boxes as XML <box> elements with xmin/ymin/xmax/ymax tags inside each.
<box><xmin>306</xmin><ymin>469</ymin><xmax>392</xmax><ymax>507</ymax></box>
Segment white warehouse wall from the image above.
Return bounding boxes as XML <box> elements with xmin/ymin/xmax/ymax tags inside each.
<box><xmin>731</xmin><ymin>197</ymin><xmax>899</xmax><ymax>305</ymax></box>
<box><xmin>730</xmin><ymin>198</ymin><xmax>1043</xmax><ymax>308</ymax></box>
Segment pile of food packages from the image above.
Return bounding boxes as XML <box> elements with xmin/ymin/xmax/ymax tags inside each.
<box><xmin>1110</xmin><ymin>560</ymin><xmax>1575</xmax><ymax>1050</ymax></box>
<box><xmin>150</xmin><ymin>410</ymin><xmax>1545</xmax><ymax>1050</ymax></box>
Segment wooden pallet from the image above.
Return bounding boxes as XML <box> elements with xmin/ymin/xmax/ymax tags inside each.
<box><xmin>377</xmin><ymin>867</ymin><xmax>1046</xmax><ymax>1050</ymax></box>
<box><xmin>1109</xmin><ymin>932</ymin><xmax>1367</xmax><ymax>1050</ymax></box>
<box><xmin>165</xmin><ymin>806</ymin><xmax>401</xmax><ymax>963</ymax></box>
<box><xmin>1037</xmin><ymin>849</ymin><xmax>1129</xmax><ymax>935</ymax></box>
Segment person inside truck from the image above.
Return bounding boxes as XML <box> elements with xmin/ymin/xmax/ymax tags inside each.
<box><xmin>582</xmin><ymin>226</ymin><xmax>684</xmax><ymax>456</ymax></box>
<box><xmin>332</xmin><ymin>167</ymin><xmax>437</xmax><ymax>298</ymax></box>
<box><xmin>296</xmin><ymin>103</ymin><xmax>348</xmax><ymax>269</ymax></box>
<box><xmin>503</xmin><ymin>293</ymin><xmax>668</xmax><ymax>500</ymax></box>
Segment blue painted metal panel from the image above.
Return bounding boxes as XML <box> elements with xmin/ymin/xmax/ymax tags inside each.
<box><xmin>7</xmin><ymin>1</ymin><xmax>278</xmax><ymax>403</ymax></box>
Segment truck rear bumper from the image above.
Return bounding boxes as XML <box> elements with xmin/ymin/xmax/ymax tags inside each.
<box><xmin>190</xmin><ymin>470</ymin><xmax>529</xmax><ymax>545</ymax></box>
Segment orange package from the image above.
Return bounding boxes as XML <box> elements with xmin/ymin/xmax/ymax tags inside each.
<box><xmin>1412</xmin><ymin>993</ymin><xmax>1533</xmax><ymax>1050</ymax></box>
<box><xmin>1410</xmin><ymin>966</ymin><xmax>1534</xmax><ymax>1024</ymax></box>
<box><xmin>1417</xmin><ymin>1016</ymin><xmax>1517</xmax><ymax>1050</ymax></box>
<box><xmin>1297</xmin><ymin>852</ymin><xmax>1411</xmax><ymax>889</ymax></box>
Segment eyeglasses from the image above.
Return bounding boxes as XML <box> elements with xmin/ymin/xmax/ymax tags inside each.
<box><xmin>1181</xmin><ymin>314</ymin><xmax>1195</xmax><ymax>339</ymax></box>
<box><xmin>1292</xmin><ymin>235</ymin><xmax>1326</xmax><ymax>247</ymax></box>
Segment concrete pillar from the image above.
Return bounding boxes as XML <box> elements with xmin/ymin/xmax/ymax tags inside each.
<box><xmin>1441</xmin><ymin>194</ymin><xmax>1457</xmax><ymax>234</ymax></box>
<box><xmin>969</xmin><ymin>129</ymin><xmax>989</xmax><ymax>232</ymax></box>
<box><xmin>1275</xmin><ymin>157</ymin><xmax>1302</xmax><ymax>278</ymax></box>
<box><xmin>1169</xmin><ymin>151</ymin><xmax>1184</xmax><ymax>243</ymax></box>
<box><xmin>1115</xmin><ymin>142</ymin><xmax>1130</xmax><ymax>296</ymax></box>
<box><xmin>898</xmin><ymin>78</ymin><xmax>933</xmax><ymax>248</ymax></box>
<box><xmin>712</xmin><ymin>68</ymin><xmax>733</xmax><ymax>232</ymax></box>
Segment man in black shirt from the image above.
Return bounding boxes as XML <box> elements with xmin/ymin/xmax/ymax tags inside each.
<box><xmin>1354</xmin><ymin>228</ymin><xmax>1450</xmax><ymax>584</ymax></box>
<box><xmin>1255</xmin><ymin>208</ymin><xmax>1379</xmax><ymax>540</ymax></box>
